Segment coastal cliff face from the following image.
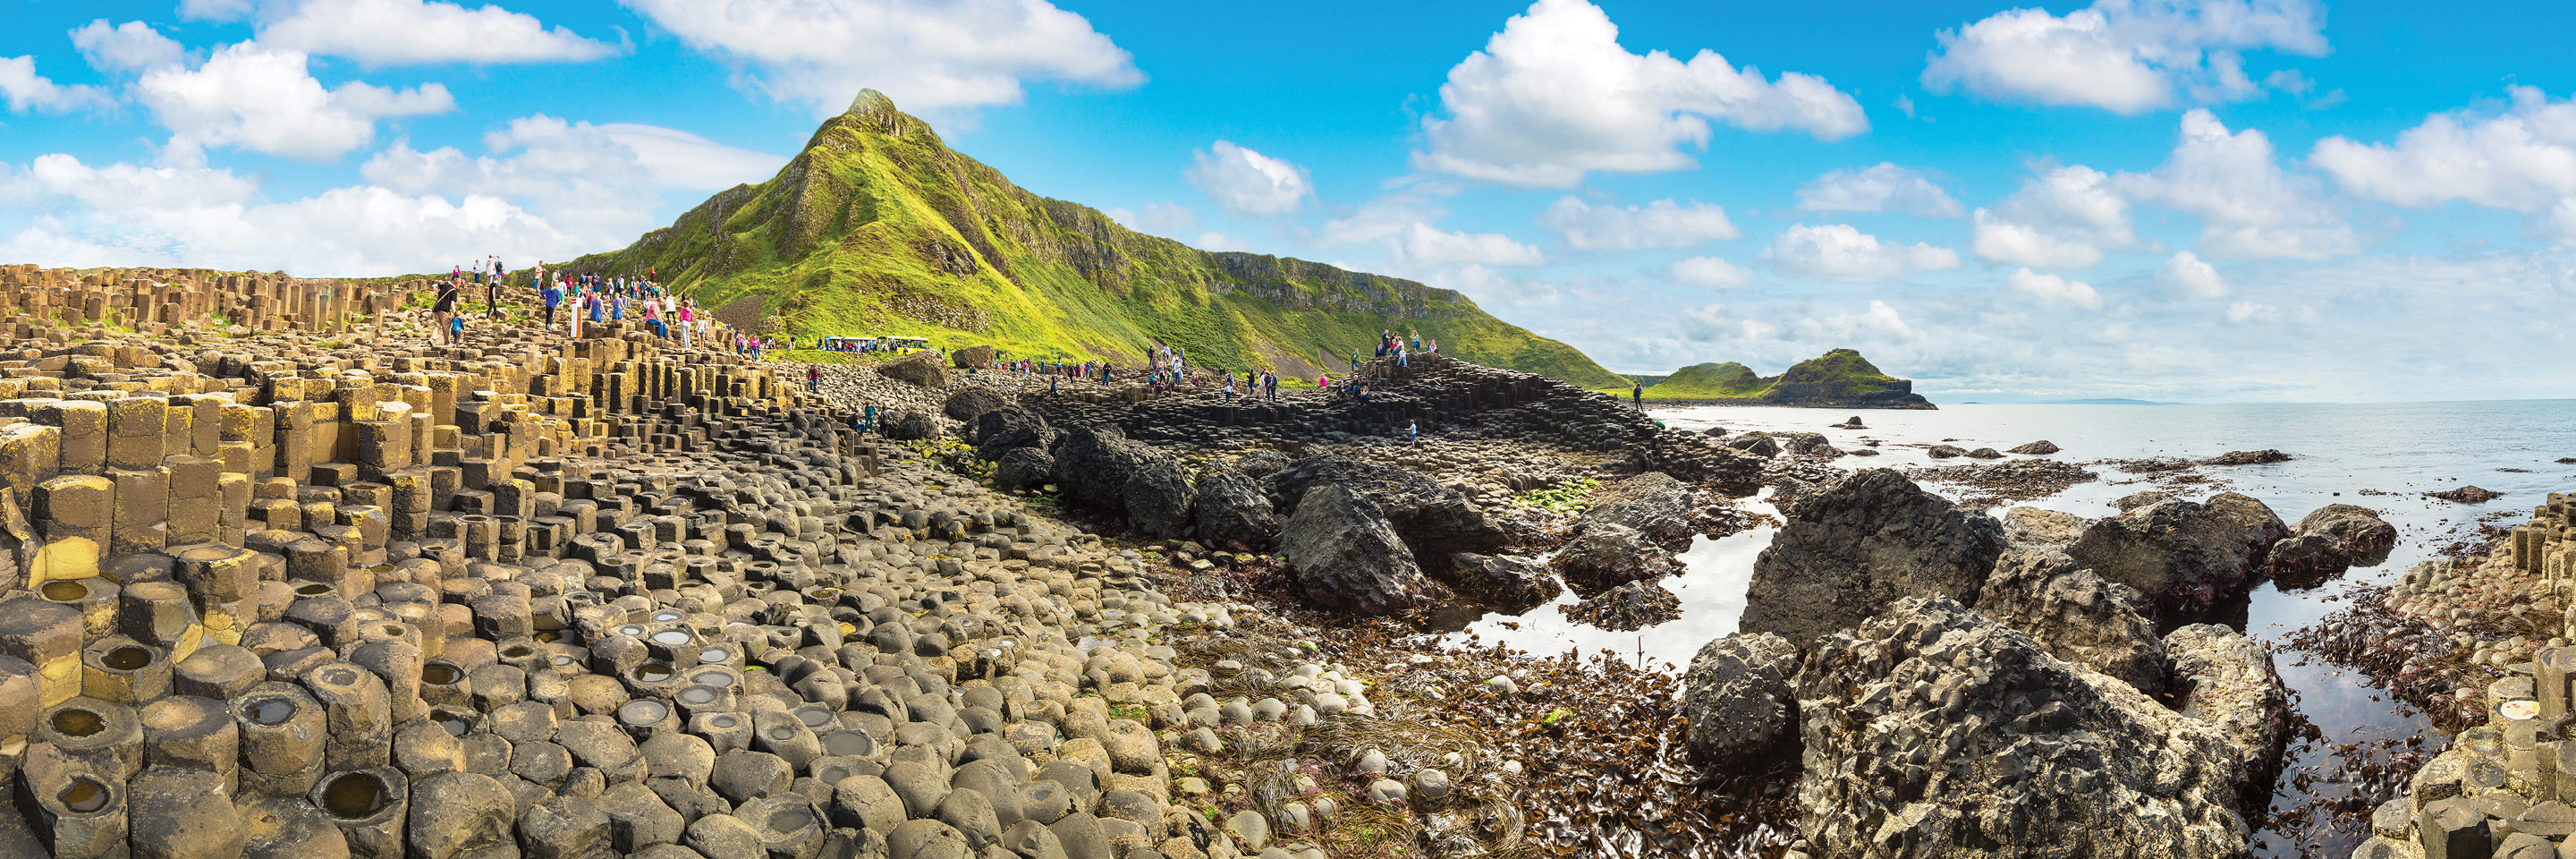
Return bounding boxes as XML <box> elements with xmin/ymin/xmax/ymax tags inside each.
<box><xmin>568</xmin><ymin>90</ymin><xmax>1626</xmax><ymax>387</ymax></box>
<box><xmin>1637</xmin><ymin>348</ymin><xmax>1936</xmax><ymax>409</ymax></box>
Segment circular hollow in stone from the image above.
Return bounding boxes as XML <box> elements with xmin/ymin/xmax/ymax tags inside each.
<box><xmin>58</xmin><ymin>778</ymin><xmax>108</xmax><ymax>813</ymax></box>
<box><xmin>429</xmin><ymin>711</ymin><xmax>468</xmax><ymax>737</ymax></box>
<box><xmin>420</xmin><ymin>663</ymin><xmax>462</xmax><ymax>685</ymax></box>
<box><xmin>50</xmin><ymin>708</ymin><xmax>105</xmax><ymax>737</ymax></box>
<box><xmin>40</xmin><ymin>581</ymin><xmax>89</xmax><ymax>601</ymax></box>
<box><xmin>708</xmin><ymin>714</ymin><xmax>739</xmax><ymax>729</ymax></box>
<box><xmin>320</xmin><ymin>668</ymin><xmax>358</xmax><ymax>686</ymax></box>
<box><xmin>320</xmin><ymin>771</ymin><xmax>389</xmax><ymax>819</ymax></box>
<box><xmin>650</xmin><ymin>611</ymin><xmax>683</xmax><ymax>624</ymax></box>
<box><xmin>767</xmin><ymin>805</ymin><xmax>815</xmax><ymax>833</ymax></box>
<box><xmin>676</xmin><ymin>685</ymin><xmax>719</xmax><ymax>706</ymax></box>
<box><xmin>619</xmin><ymin>700</ymin><xmax>669</xmax><ymax>725</ymax></box>
<box><xmin>293</xmin><ymin>583</ymin><xmax>332</xmax><ymax>597</ymax></box>
<box><xmin>615</xmin><ymin>625</ymin><xmax>645</xmax><ymax>637</ymax></box>
<box><xmin>650</xmin><ymin>630</ymin><xmax>692</xmax><ymax>647</ymax></box>
<box><xmin>500</xmin><ymin>645</ymin><xmax>535</xmax><ymax>659</ymax></box>
<box><xmin>103</xmin><ymin>646</ymin><xmax>151</xmax><ymax>671</ymax></box>
<box><xmin>634</xmin><ymin>662</ymin><xmax>674</xmax><ymax>683</ymax></box>
<box><xmin>243</xmin><ymin>698</ymin><xmax>298</xmax><ymax>727</ymax></box>
<box><xmin>698</xmin><ymin>648</ymin><xmax>730</xmax><ymax>665</ymax></box>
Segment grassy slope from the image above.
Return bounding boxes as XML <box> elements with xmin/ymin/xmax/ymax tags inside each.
<box><xmin>562</xmin><ymin>91</ymin><xmax>1623</xmax><ymax>388</ymax></box>
<box><xmin>1607</xmin><ymin>349</ymin><xmax>1910</xmax><ymax>401</ymax></box>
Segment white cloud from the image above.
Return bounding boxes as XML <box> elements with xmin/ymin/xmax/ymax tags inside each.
<box><xmin>360</xmin><ymin>115</ymin><xmax>785</xmax><ymax>242</ymax></box>
<box><xmin>1795</xmin><ymin>299</ymin><xmax>1919</xmax><ymax>340</ymax></box>
<box><xmin>1762</xmin><ymin>223</ymin><xmax>1961</xmax><ymax>282</ymax></box>
<box><xmin>136</xmin><ymin>42</ymin><xmax>454</xmax><ymax>161</ymax></box>
<box><xmin>2118</xmin><ymin>107</ymin><xmax>2352</xmax><ymax>259</ymax></box>
<box><xmin>1968</xmin><ymin>165</ymin><xmax>2133</xmax><ymax>268</ymax></box>
<box><xmin>2311</xmin><ymin>86</ymin><xmax>2576</xmax><ymax>240</ymax></box>
<box><xmin>1428</xmin><ymin>264</ymin><xmax>1562</xmax><ymax>307</ymax></box>
<box><xmin>1538</xmin><ymin>197</ymin><xmax>1739</xmax><ymax>250</ymax></box>
<box><xmin>2007</xmin><ymin>267</ymin><xmax>2105</xmax><ymax>310</ymax></box>
<box><xmin>1412</xmin><ymin>0</ymin><xmax>1865</xmax><ymax>188</ymax></box>
<box><xmin>2224</xmin><ymin>300</ymin><xmax>2279</xmax><ymax>323</ymax></box>
<box><xmin>621</xmin><ymin>0</ymin><xmax>1144</xmax><ymax>115</ymax></box>
<box><xmin>1390</xmin><ymin>223</ymin><xmax>1545</xmax><ymax>268</ymax></box>
<box><xmin>255</xmin><ymin>0</ymin><xmax>618</xmax><ymax>66</ymax></box>
<box><xmin>1185</xmin><ymin>141</ymin><xmax>1310</xmax><ymax>219</ymax></box>
<box><xmin>1794</xmin><ymin>163</ymin><xmax>1965</xmax><ymax>219</ymax></box>
<box><xmin>1191</xmin><ymin>232</ymin><xmax>1251</xmax><ymax>252</ymax></box>
<box><xmin>0</xmin><ymin>56</ymin><xmax>112</xmax><ymax>114</ymax></box>
<box><xmin>1106</xmin><ymin>201</ymin><xmax>1197</xmax><ymax>236</ymax></box>
<box><xmin>2157</xmin><ymin>250</ymin><xmax>2226</xmax><ymax>297</ymax></box>
<box><xmin>1669</xmin><ymin>256</ymin><xmax>1752</xmax><ymax>289</ymax></box>
<box><xmin>72</xmin><ymin>21</ymin><xmax>187</xmax><ymax>73</ymax></box>
<box><xmin>1922</xmin><ymin>0</ymin><xmax>2329</xmax><ymax>114</ymax></box>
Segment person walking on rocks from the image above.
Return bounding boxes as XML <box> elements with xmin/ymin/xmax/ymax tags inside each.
<box><xmin>1409</xmin><ymin>419</ymin><xmax>1419</xmax><ymax>447</ymax></box>
<box><xmin>861</xmin><ymin>401</ymin><xmax>877</xmax><ymax>434</ymax></box>
<box><xmin>540</xmin><ymin>276</ymin><xmax>562</xmax><ymax>329</ymax></box>
<box><xmin>434</xmin><ymin>276</ymin><xmax>461</xmax><ymax>345</ymax></box>
<box><xmin>808</xmin><ymin>364</ymin><xmax>821</xmax><ymax>393</ymax></box>
<box><xmin>1631</xmin><ymin>382</ymin><xmax>1644</xmax><ymax>411</ymax></box>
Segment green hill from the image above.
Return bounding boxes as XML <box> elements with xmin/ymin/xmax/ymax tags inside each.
<box><xmin>1608</xmin><ymin>349</ymin><xmax>1934</xmax><ymax>408</ymax></box>
<box><xmin>563</xmin><ymin>90</ymin><xmax>1623</xmax><ymax>387</ymax></box>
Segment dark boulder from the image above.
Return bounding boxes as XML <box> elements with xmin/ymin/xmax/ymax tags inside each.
<box><xmin>877</xmin><ymin>353</ymin><xmax>949</xmax><ymax>387</ymax></box>
<box><xmin>942</xmin><ymin>387</ymin><xmax>1009</xmax><ymax>423</ymax></box>
<box><xmin>2206</xmin><ymin>449</ymin><xmax>2292</xmax><ymax>465</ymax></box>
<box><xmin>1794</xmin><ymin>597</ymin><xmax>2264</xmax><ymax>859</ymax></box>
<box><xmin>1451</xmin><ymin>553</ymin><xmax>1560</xmax><ymax>608</ymax></box>
<box><xmin>1549</xmin><ymin>523</ymin><xmax>1674</xmax><ymax>597</ymax></box>
<box><xmin>950</xmin><ymin>344</ymin><xmax>996</xmax><ymax>369</ymax></box>
<box><xmin>992</xmin><ymin>448</ymin><xmax>1055</xmax><ymax>493</ymax></box>
<box><xmin>1119</xmin><ymin>450</ymin><xmax>1194</xmax><ymax>537</ymax></box>
<box><xmin>879</xmin><ymin>410</ymin><xmax>939</xmax><ymax>441</ymax></box>
<box><xmin>2008</xmin><ymin>440</ymin><xmax>2062</xmax><ymax>455</ymax></box>
<box><xmin>2064</xmin><ymin>493</ymin><xmax>2288</xmax><ymax>623</ymax></box>
<box><xmin>1578</xmin><ymin>472</ymin><xmax>1695</xmax><ymax>548</ymax></box>
<box><xmin>972</xmin><ymin>408</ymin><xmax>1052</xmax><ymax>462</ymax></box>
<box><xmin>1724</xmin><ymin>435</ymin><xmax>1779</xmax><ymax>457</ymax></box>
<box><xmin>1190</xmin><ymin>467</ymin><xmax>1275</xmax><ymax>547</ymax></box>
<box><xmin>2264</xmin><ymin>532</ymin><xmax>2351</xmax><ymax>588</ymax></box>
<box><xmin>1964</xmin><ymin>447</ymin><xmax>2004</xmax><ymax>459</ymax></box>
<box><xmin>1681</xmin><ymin>633</ymin><xmax>1797</xmax><ymax>761</ymax></box>
<box><xmin>1927</xmin><ymin>445</ymin><xmax>1967</xmax><ymax>459</ymax></box>
<box><xmin>1051</xmin><ymin>427</ymin><xmax>1142</xmax><ymax>513</ymax></box>
<box><xmin>1973</xmin><ymin>549</ymin><xmax>2166</xmax><ymax>694</ymax></box>
<box><xmin>1280</xmin><ymin>485</ymin><xmax>1426</xmax><ymax>615</ymax></box>
<box><xmin>2428</xmin><ymin>485</ymin><xmax>2503</xmax><ymax>504</ymax></box>
<box><xmin>1740</xmin><ymin>470</ymin><xmax>2006</xmax><ymax>646</ymax></box>
<box><xmin>1266</xmin><ymin>455</ymin><xmax>1504</xmax><ymax>562</ymax></box>
<box><xmin>2296</xmin><ymin>503</ymin><xmax>2395</xmax><ymax>561</ymax></box>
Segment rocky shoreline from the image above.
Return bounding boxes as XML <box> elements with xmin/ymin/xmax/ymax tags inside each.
<box><xmin>0</xmin><ymin>262</ymin><xmax>2475</xmax><ymax>859</ymax></box>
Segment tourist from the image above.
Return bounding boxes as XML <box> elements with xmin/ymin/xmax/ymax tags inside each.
<box><xmin>1409</xmin><ymin>420</ymin><xmax>1419</xmax><ymax>447</ymax></box>
<box><xmin>1631</xmin><ymin>382</ymin><xmax>1643</xmax><ymax>411</ymax></box>
<box><xmin>808</xmin><ymin>365</ymin><xmax>821</xmax><ymax>393</ymax></box>
<box><xmin>541</xmin><ymin>277</ymin><xmax>562</xmax><ymax>328</ymax></box>
<box><xmin>1223</xmin><ymin>373</ymin><xmax>1235</xmax><ymax>404</ymax></box>
<box><xmin>861</xmin><ymin>401</ymin><xmax>877</xmax><ymax>434</ymax></box>
<box><xmin>434</xmin><ymin>276</ymin><xmax>461</xmax><ymax>344</ymax></box>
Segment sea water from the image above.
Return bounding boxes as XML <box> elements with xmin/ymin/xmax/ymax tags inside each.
<box><xmin>1445</xmin><ymin>399</ymin><xmax>2576</xmax><ymax>855</ymax></box>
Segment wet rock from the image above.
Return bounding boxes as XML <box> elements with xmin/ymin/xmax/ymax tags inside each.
<box><xmin>877</xmin><ymin>353</ymin><xmax>950</xmax><ymax>387</ymax></box>
<box><xmin>1973</xmin><ymin>549</ymin><xmax>2166</xmax><ymax>694</ymax></box>
<box><xmin>1577</xmin><ymin>472</ymin><xmax>1694</xmax><ymax>548</ymax></box>
<box><xmin>1724</xmin><ymin>435</ymin><xmax>1779</xmax><ymax>458</ymax></box>
<box><xmin>1926</xmin><ymin>445</ymin><xmax>1967</xmax><ymax>459</ymax></box>
<box><xmin>1190</xmin><ymin>467</ymin><xmax>1276</xmax><ymax>549</ymax></box>
<box><xmin>2165</xmin><ymin>624</ymin><xmax>2290</xmax><ymax>805</ymax></box>
<box><xmin>2064</xmin><ymin>493</ymin><xmax>2289</xmax><ymax>622</ymax></box>
<box><xmin>2205</xmin><ymin>449</ymin><xmax>2291</xmax><ymax>465</ymax></box>
<box><xmin>1963</xmin><ymin>447</ymin><xmax>2004</xmax><ymax>459</ymax></box>
<box><xmin>1741</xmin><ymin>470</ymin><xmax>2006</xmax><ymax>646</ymax></box>
<box><xmin>2265</xmin><ymin>532</ymin><xmax>2352</xmax><ymax>587</ymax></box>
<box><xmin>1279</xmin><ymin>485</ymin><xmax>1425</xmax><ymax>615</ymax></box>
<box><xmin>1451</xmin><ymin>554</ymin><xmax>1561</xmax><ymax>608</ymax></box>
<box><xmin>1561</xmin><ymin>578</ymin><xmax>1679</xmax><ymax>631</ymax></box>
<box><xmin>1998</xmin><ymin>506</ymin><xmax>2090</xmax><ymax>555</ymax></box>
<box><xmin>1680</xmin><ymin>633</ymin><xmax>1796</xmax><ymax>761</ymax></box>
<box><xmin>2007</xmin><ymin>440</ymin><xmax>2060</xmax><ymax>455</ymax></box>
<box><xmin>2429</xmin><ymin>485</ymin><xmax>2503</xmax><ymax>504</ymax></box>
<box><xmin>1265</xmin><ymin>455</ymin><xmax>1504</xmax><ymax>562</ymax></box>
<box><xmin>1549</xmin><ymin>523</ymin><xmax>1674</xmax><ymax>596</ymax></box>
<box><xmin>1793</xmin><ymin>596</ymin><xmax>2260</xmax><ymax>859</ymax></box>
<box><xmin>2295</xmin><ymin>503</ymin><xmax>2396</xmax><ymax>560</ymax></box>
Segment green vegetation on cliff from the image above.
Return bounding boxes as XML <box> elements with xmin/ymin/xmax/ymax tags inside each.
<box><xmin>564</xmin><ymin>90</ymin><xmax>1623</xmax><ymax>387</ymax></box>
<box><xmin>1606</xmin><ymin>349</ymin><xmax>1932</xmax><ymax>408</ymax></box>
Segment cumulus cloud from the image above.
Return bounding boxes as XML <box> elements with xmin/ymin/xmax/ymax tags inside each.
<box><xmin>136</xmin><ymin>42</ymin><xmax>454</xmax><ymax>162</ymax></box>
<box><xmin>360</xmin><ymin>115</ymin><xmax>785</xmax><ymax>242</ymax></box>
<box><xmin>1538</xmin><ymin>197</ymin><xmax>1739</xmax><ymax>250</ymax></box>
<box><xmin>1795</xmin><ymin>299</ymin><xmax>1919</xmax><ymax>340</ymax></box>
<box><xmin>2007</xmin><ymin>267</ymin><xmax>2105</xmax><ymax>310</ymax></box>
<box><xmin>1669</xmin><ymin>256</ymin><xmax>1752</xmax><ymax>289</ymax></box>
<box><xmin>0</xmin><ymin>56</ymin><xmax>113</xmax><ymax>114</ymax></box>
<box><xmin>2311</xmin><ymin>86</ymin><xmax>2576</xmax><ymax>242</ymax></box>
<box><xmin>72</xmin><ymin>21</ymin><xmax>188</xmax><ymax>73</ymax></box>
<box><xmin>255</xmin><ymin>0</ymin><xmax>618</xmax><ymax>66</ymax></box>
<box><xmin>1320</xmin><ymin>192</ymin><xmax>1546</xmax><ymax>269</ymax></box>
<box><xmin>1185</xmin><ymin>141</ymin><xmax>1310</xmax><ymax>219</ymax></box>
<box><xmin>1922</xmin><ymin>0</ymin><xmax>2329</xmax><ymax>114</ymax></box>
<box><xmin>2224</xmin><ymin>300</ymin><xmax>2279</xmax><ymax>323</ymax></box>
<box><xmin>1762</xmin><ymin>223</ymin><xmax>1961</xmax><ymax>282</ymax></box>
<box><xmin>1412</xmin><ymin>0</ymin><xmax>1866</xmax><ymax>188</ymax></box>
<box><xmin>1794</xmin><ymin>163</ymin><xmax>1965</xmax><ymax>218</ymax></box>
<box><xmin>1969</xmin><ymin>165</ymin><xmax>2133</xmax><ymax>268</ymax></box>
<box><xmin>622</xmin><ymin>0</ymin><xmax>1143</xmax><ymax>115</ymax></box>
<box><xmin>2118</xmin><ymin>107</ymin><xmax>2352</xmax><ymax>259</ymax></box>
<box><xmin>2157</xmin><ymin>250</ymin><xmax>2226</xmax><ymax>297</ymax></box>
<box><xmin>1105</xmin><ymin>201</ymin><xmax>1197</xmax><ymax>236</ymax></box>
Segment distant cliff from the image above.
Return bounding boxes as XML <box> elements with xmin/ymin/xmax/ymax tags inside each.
<box><xmin>564</xmin><ymin>89</ymin><xmax>1625</xmax><ymax>387</ymax></box>
<box><xmin>1621</xmin><ymin>349</ymin><xmax>1935</xmax><ymax>409</ymax></box>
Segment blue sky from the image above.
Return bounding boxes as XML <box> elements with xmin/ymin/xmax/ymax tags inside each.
<box><xmin>4</xmin><ymin>0</ymin><xmax>2576</xmax><ymax>403</ymax></box>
